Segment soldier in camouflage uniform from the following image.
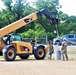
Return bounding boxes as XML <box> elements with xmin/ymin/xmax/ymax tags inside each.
<box><xmin>61</xmin><ymin>38</ymin><xmax>68</xmax><ymax>61</ymax></box>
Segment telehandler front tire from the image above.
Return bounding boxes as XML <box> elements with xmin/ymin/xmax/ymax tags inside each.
<box><xmin>3</xmin><ymin>47</ymin><xmax>16</xmax><ymax>61</ymax></box>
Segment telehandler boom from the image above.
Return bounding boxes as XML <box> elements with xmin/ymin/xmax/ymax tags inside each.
<box><xmin>0</xmin><ymin>9</ymin><xmax>59</xmax><ymax>61</ymax></box>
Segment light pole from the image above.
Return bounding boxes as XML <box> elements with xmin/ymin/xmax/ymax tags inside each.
<box><xmin>55</xmin><ymin>5</ymin><xmax>62</xmax><ymax>37</ymax></box>
<box><xmin>56</xmin><ymin>24</ymin><xmax>59</xmax><ymax>37</ymax></box>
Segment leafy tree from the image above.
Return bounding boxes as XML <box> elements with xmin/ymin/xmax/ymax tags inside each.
<box><xmin>34</xmin><ymin>0</ymin><xmax>60</xmax><ymax>39</ymax></box>
<box><xmin>1</xmin><ymin>0</ymin><xmax>35</xmax><ymax>32</ymax></box>
<box><xmin>2</xmin><ymin>0</ymin><xmax>76</xmax><ymax>41</ymax></box>
<box><xmin>58</xmin><ymin>11</ymin><xmax>76</xmax><ymax>36</ymax></box>
<box><xmin>34</xmin><ymin>0</ymin><xmax>59</xmax><ymax>30</ymax></box>
<box><xmin>1</xmin><ymin>0</ymin><xmax>26</xmax><ymax>20</ymax></box>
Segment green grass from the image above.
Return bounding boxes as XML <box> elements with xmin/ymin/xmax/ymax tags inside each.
<box><xmin>67</xmin><ymin>50</ymin><xmax>76</xmax><ymax>60</ymax></box>
<box><xmin>68</xmin><ymin>50</ymin><xmax>76</xmax><ymax>54</ymax></box>
<box><xmin>0</xmin><ymin>49</ymin><xmax>76</xmax><ymax>61</ymax></box>
<box><xmin>0</xmin><ymin>56</ymin><xmax>3</xmax><ymax>58</ymax></box>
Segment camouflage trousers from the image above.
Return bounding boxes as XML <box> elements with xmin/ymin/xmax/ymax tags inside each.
<box><xmin>61</xmin><ymin>50</ymin><xmax>68</xmax><ymax>61</ymax></box>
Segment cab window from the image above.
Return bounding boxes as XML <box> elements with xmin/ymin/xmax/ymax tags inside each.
<box><xmin>10</xmin><ymin>35</ymin><xmax>22</xmax><ymax>41</ymax></box>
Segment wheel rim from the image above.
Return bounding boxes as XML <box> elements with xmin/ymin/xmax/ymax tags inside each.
<box><xmin>7</xmin><ymin>50</ymin><xmax>14</xmax><ymax>59</ymax></box>
<box><xmin>38</xmin><ymin>49</ymin><xmax>44</xmax><ymax>57</ymax></box>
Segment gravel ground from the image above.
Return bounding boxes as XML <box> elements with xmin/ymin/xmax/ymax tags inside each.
<box><xmin>0</xmin><ymin>58</ymin><xmax>76</xmax><ymax>75</ymax></box>
<box><xmin>0</xmin><ymin>46</ymin><xmax>76</xmax><ymax>75</ymax></box>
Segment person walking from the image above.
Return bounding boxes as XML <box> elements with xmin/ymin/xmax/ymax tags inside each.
<box><xmin>61</xmin><ymin>38</ymin><xmax>68</xmax><ymax>61</ymax></box>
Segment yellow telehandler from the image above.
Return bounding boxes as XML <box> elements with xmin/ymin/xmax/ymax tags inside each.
<box><xmin>0</xmin><ymin>9</ymin><xmax>59</xmax><ymax>61</ymax></box>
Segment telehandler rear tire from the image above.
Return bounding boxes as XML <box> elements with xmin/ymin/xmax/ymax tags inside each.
<box><xmin>34</xmin><ymin>47</ymin><xmax>46</xmax><ymax>60</ymax></box>
<box><xmin>3</xmin><ymin>47</ymin><xmax>16</xmax><ymax>61</ymax></box>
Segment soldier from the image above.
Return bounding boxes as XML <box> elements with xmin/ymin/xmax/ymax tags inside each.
<box><xmin>61</xmin><ymin>38</ymin><xmax>68</xmax><ymax>61</ymax></box>
<box><xmin>48</xmin><ymin>45</ymin><xmax>54</xmax><ymax>59</ymax></box>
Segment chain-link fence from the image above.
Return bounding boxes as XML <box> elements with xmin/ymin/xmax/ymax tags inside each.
<box><xmin>22</xmin><ymin>38</ymin><xmax>47</xmax><ymax>44</ymax></box>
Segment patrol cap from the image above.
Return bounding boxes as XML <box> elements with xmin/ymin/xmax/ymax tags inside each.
<box><xmin>63</xmin><ymin>38</ymin><xmax>66</xmax><ymax>41</ymax></box>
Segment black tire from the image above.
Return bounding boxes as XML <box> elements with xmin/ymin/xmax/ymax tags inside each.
<box><xmin>34</xmin><ymin>47</ymin><xmax>46</xmax><ymax>60</ymax></box>
<box><xmin>19</xmin><ymin>55</ymin><xmax>29</xmax><ymax>59</ymax></box>
<box><xmin>55</xmin><ymin>41</ymin><xmax>61</xmax><ymax>46</ymax></box>
<box><xmin>3</xmin><ymin>47</ymin><xmax>16</xmax><ymax>61</ymax></box>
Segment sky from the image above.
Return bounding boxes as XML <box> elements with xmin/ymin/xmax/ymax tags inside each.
<box><xmin>59</xmin><ymin>0</ymin><xmax>76</xmax><ymax>16</ymax></box>
<box><xmin>0</xmin><ymin>0</ymin><xmax>76</xmax><ymax>16</ymax></box>
<box><xmin>0</xmin><ymin>0</ymin><xmax>5</xmax><ymax>10</ymax></box>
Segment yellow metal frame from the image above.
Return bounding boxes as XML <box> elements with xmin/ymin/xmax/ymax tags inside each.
<box><xmin>0</xmin><ymin>12</ymin><xmax>38</xmax><ymax>38</ymax></box>
<box><xmin>0</xmin><ymin>40</ymin><xmax>6</xmax><ymax>51</ymax></box>
<box><xmin>45</xmin><ymin>44</ymin><xmax>50</xmax><ymax>54</ymax></box>
<box><xmin>0</xmin><ymin>12</ymin><xmax>37</xmax><ymax>53</ymax></box>
<box><xmin>11</xmin><ymin>41</ymin><xmax>32</xmax><ymax>54</ymax></box>
<box><xmin>0</xmin><ymin>11</ymin><xmax>51</xmax><ymax>55</ymax></box>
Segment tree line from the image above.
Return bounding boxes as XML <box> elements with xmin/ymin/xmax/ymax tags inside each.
<box><xmin>0</xmin><ymin>0</ymin><xmax>76</xmax><ymax>40</ymax></box>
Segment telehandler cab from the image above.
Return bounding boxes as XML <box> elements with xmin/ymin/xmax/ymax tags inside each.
<box><xmin>0</xmin><ymin>9</ymin><xmax>59</xmax><ymax>61</ymax></box>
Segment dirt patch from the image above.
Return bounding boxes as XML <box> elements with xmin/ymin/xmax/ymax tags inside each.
<box><xmin>0</xmin><ymin>58</ymin><xmax>76</xmax><ymax>75</ymax></box>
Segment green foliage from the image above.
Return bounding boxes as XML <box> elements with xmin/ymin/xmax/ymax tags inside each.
<box><xmin>1</xmin><ymin>0</ymin><xmax>76</xmax><ymax>41</ymax></box>
<box><xmin>20</xmin><ymin>24</ymin><xmax>46</xmax><ymax>38</ymax></box>
<box><xmin>35</xmin><ymin>24</ymin><xmax>46</xmax><ymax>38</ymax></box>
<box><xmin>21</xmin><ymin>29</ymin><xmax>35</xmax><ymax>38</ymax></box>
<box><xmin>59</xmin><ymin>13</ymin><xmax>76</xmax><ymax>36</ymax></box>
<box><xmin>47</xmin><ymin>32</ymin><xmax>55</xmax><ymax>40</ymax></box>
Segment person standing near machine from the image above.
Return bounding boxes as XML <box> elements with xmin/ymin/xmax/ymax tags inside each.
<box><xmin>61</xmin><ymin>38</ymin><xmax>68</xmax><ymax>61</ymax></box>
